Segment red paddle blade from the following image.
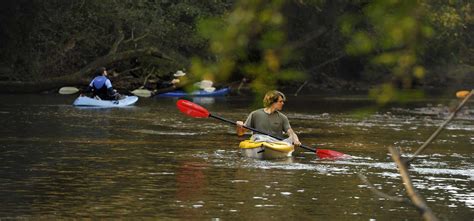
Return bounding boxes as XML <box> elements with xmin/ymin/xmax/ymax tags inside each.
<box><xmin>176</xmin><ymin>99</ymin><xmax>210</xmax><ymax>118</ymax></box>
<box><xmin>316</xmin><ymin>149</ymin><xmax>350</xmax><ymax>160</ymax></box>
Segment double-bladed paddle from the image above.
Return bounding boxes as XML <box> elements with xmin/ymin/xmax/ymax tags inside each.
<box><xmin>176</xmin><ymin>99</ymin><xmax>349</xmax><ymax>159</ymax></box>
<box><xmin>59</xmin><ymin>86</ymin><xmax>152</xmax><ymax>97</ymax></box>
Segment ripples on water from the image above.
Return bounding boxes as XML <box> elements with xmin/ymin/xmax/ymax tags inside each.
<box><xmin>0</xmin><ymin>95</ymin><xmax>472</xmax><ymax>219</ymax></box>
<box><xmin>200</xmin><ymin>147</ymin><xmax>473</xmax><ymax>210</ymax></box>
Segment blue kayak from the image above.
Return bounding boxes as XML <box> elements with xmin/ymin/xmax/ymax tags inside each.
<box><xmin>73</xmin><ymin>95</ymin><xmax>138</xmax><ymax>107</ymax></box>
<box><xmin>157</xmin><ymin>87</ymin><xmax>230</xmax><ymax>97</ymax></box>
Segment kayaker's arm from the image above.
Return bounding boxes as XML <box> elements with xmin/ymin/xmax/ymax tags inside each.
<box><xmin>236</xmin><ymin>121</ymin><xmax>247</xmax><ymax>136</ymax></box>
<box><xmin>80</xmin><ymin>85</ymin><xmax>93</xmax><ymax>96</ymax></box>
<box><xmin>287</xmin><ymin>128</ymin><xmax>301</xmax><ymax>146</ymax></box>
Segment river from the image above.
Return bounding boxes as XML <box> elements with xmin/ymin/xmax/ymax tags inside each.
<box><xmin>0</xmin><ymin>93</ymin><xmax>472</xmax><ymax>220</ymax></box>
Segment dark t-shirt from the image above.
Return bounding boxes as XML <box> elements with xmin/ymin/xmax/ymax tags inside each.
<box><xmin>244</xmin><ymin>108</ymin><xmax>291</xmax><ymax>138</ymax></box>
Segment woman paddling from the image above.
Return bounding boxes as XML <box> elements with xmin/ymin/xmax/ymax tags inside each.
<box><xmin>236</xmin><ymin>90</ymin><xmax>301</xmax><ymax>146</ymax></box>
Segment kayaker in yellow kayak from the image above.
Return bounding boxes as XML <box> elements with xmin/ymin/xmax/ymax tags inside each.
<box><xmin>236</xmin><ymin>90</ymin><xmax>301</xmax><ymax>146</ymax></box>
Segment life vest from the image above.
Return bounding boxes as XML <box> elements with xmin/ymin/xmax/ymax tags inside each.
<box><xmin>90</xmin><ymin>76</ymin><xmax>111</xmax><ymax>96</ymax></box>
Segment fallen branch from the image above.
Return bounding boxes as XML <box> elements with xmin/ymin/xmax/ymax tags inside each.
<box><xmin>406</xmin><ymin>89</ymin><xmax>473</xmax><ymax>163</ymax></box>
<box><xmin>389</xmin><ymin>147</ymin><xmax>439</xmax><ymax>221</ymax></box>
<box><xmin>142</xmin><ymin>67</ymin><xmax>155</xmax><ymax>87</ymax></box>
<box><xmin>124</xmin><ymin>32</ymin><xmax>150</xmax><ymax>43</ymax></box>
<box><xmin>294</xmin><ymin>80</ymin><xmax>308</xmax><ymax>96</ymax></box>
<box><xmin>308</xmin><ymin>53</ymin><xmax>346</xmax><ymax>72</ymax></box>
<box><xmin>357</xmin><ymin>173</ymin><xmax>408</xmax><ymax>203</ymax></box>
<box><xmin>109</xmin><ymin>26</ymin><xmax>125</xmax><ymax>55</ymax></box>
<box><xmin>0</xmin><ymin>47</ymin><xmax>173</xmax><ymax>93</ymax></box>
<box><xmin>119</xmin><ymin>66</ymin><xmax>142</xmax><ymax>76</ymax></box>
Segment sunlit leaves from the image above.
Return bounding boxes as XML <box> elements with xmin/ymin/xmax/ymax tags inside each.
<box><xmin>430</xmin><ymin>5</ymin><xmax>462</xmax><ymax>30</ymax></box>
<box><xmin>413</xmin><ymin>65</ymin><xmax>425</xmax><ymax>79</ymax></box>
<box><xmin>260</xmin><ymin>30</ymin><xmax>285</xmax><ymax>49</ymax></box>
<box><xmin>346</xmin><ymin>32</ymin><xmax>373</xmax><ymax>55</ymax></box>
<box><xmin>420</xmin><ymin>1</ymin><xmax>472</xmax><ymax>65</ymax></box>
<box><xmin>198</xmin><ymin>19</ymin><xmax>226</xmax><ymax>40</ymax></box>
<box><xmin>420</xmin><ymin>25</ymin><xmax>434</xmax><ymax>38</ymax></box>
<box><xmin>192</xmin><ymin>0</ymin><xmax>304</xmax><ymax>96</ymax></box>
<box><xmin>369</xmin><ymin>83</ymin><xmax>396</xmax><ymax>104</ymax></box>
<box><xmin>373</xmin><ymin>53</ymin><xmax>397</xmax><ymax>65</ymax></box>
<box><xmin>264</xmin><ymin>50</ymin><xmax>280</xmax><ymax>72</ymax></box>
<box><xmin>369</xmin><ymin>83</ymin><xmax>425</xmax><ymax>104</ymax></box>
<box><xmin>341</xmin><ymin>0</ymin><xmax>433</xmax><ymax>104</ymax></box>
<box><xmin>278</xmin><ymin>69</ymin><xmax>305</xmax><ymax>81</ymax></box>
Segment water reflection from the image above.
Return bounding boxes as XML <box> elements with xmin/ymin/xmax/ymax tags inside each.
<box><xmin>176</xmin><ymin>161</ymin><xmax>208</xmax><ymax>201</ymax></box>
<box><xmin>192</xmin><ymin>97</ymin><xmax>216</xmax><ymax>105</ymax></box>
<box><xmin>0</xmin><ymin>94</ymin><xmax>472</xmax><ymax>220</ymax></box>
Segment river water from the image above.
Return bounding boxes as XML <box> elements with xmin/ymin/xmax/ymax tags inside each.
<box><xmin>0</xmin><ymin>93</ymin><xmax>472</xmax><ymax>220</ymax></box>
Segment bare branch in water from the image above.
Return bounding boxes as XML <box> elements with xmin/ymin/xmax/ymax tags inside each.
<box><xmin>389</xmin><ymin>147</ymin><xmax>439</xmax><ymax>221</ymax></box>
<box><xmin>406</xmin><ymin>89</ymin><xmax>473</xmax><ymax>163</ymax></box>
<box><xmin>357</xmin><ymin>173</ymin><xmax>408</xmax><ymax>203</ymax></box>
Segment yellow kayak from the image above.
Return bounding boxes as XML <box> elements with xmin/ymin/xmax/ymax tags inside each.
<box><xmin>239</xmin><ymin>140</ymin><xmax>294</xmax><ymax>159</ymax></box>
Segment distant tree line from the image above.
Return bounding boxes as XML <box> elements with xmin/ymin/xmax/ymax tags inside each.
<box><xmin>0</xmin><ymin>0</ymin><xmax>472</xmax><ymax>95</ymax></box>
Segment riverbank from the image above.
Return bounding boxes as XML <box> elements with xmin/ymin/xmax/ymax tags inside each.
<box><xmin>0</xmin><ymin>66</ymin><xmax>471</xmax><ymax>96</ymax></box>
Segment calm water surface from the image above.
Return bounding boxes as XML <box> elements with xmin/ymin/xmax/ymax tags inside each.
<box><xmin>0</xmin><ymin>94</ymin><xmax>472</xmax><ymax>220</ymax></box>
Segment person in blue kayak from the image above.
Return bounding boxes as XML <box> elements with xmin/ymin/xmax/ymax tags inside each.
<box><xmin>236</xmin><ymin>90</ymin><xmax>301</xmax><ymax>146</ymax></box>
<box><xmin>84</xmin><ymin>67</ymin><xmax>122</xmax><ymax>100</ymax></box>
<box><xmin>156</xmin><ymin>70</ymin><xmax>185</xmax><ymax>90</ymax></box>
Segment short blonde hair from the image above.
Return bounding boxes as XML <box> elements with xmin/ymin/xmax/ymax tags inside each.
<box><xmin>263</xmin><ymin>90</ymin><xmax>286</xmax><ymax>107</ymax></box>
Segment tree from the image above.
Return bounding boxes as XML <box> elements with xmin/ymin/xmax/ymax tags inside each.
<box><xmin>0</xmin><ymin>0</ymin><xmax>232</xmax><ymax>92</ymax></box>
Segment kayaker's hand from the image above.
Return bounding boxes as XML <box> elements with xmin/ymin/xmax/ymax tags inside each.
<box><xmin>236</xmin><ymin>121</ymin><xmax>246</xmax><ymax>136</ymax></box>
<box><xmin>171</xmin><ymin>79</ymin><xmax>180</xmax><ymax>84</ymax></box>
<box><xmin>293</xmin><ymin>140</ymin><xmax>301</xmax><ymax>146</ymax></box>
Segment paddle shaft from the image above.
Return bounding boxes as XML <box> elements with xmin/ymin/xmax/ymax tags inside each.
<box><xmin>209</xmin><ymin>114</ymin><xmax>317</xmax><ymax>153</ymax></box>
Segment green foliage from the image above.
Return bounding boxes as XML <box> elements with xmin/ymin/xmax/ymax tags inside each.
<box><xmin>369</xmin><ymin>83</ymin><xmax>424</xmax><ymax>104</ymax></box>
<box><xmin>422</xmin><ymin>0</ymin><xmax>474</xmax><ymax>65</ymax></box>
<box><xmin>192</xmin><ymin>0</ymin><xmax>304</xmax><ymax>97</ymax></box>
<box><xmin>341</xmin><ymin>0</ymin><xmax>434</xmax><ymax>104</ymax></box>
<box><xmin>0</xmin><ymin>0</ymin><xmax>232</xmax><ymax>80</ymax></box>
<box><xmin>0</xmin><ymin>0</ymin><xmax>472</xmax><ymax>96</ymax></box>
